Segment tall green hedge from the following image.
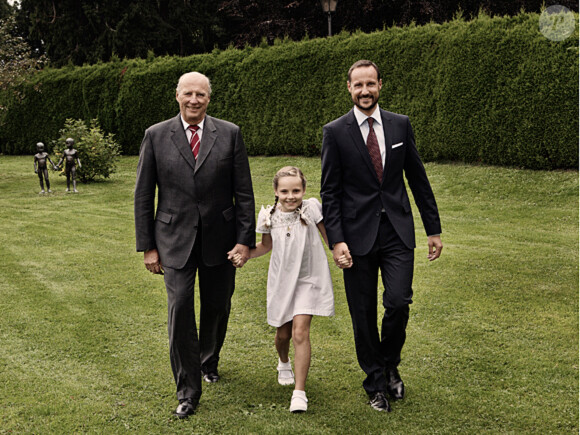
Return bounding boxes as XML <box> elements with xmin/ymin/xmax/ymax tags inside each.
<box><xmin>1</xmin><ymin>12</ymin><xmax>577</xmax><ymax>169</ymax></box>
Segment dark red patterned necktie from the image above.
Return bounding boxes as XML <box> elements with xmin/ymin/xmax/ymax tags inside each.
<box><xmin>366</xmin><ymin>118</ymin><xmax>382</xmax><ymax>182</ymax></box>
<box><xmin>188</xmin><ymin>125</ymin><xmax>200</xmax><ymax>159</ymax></box>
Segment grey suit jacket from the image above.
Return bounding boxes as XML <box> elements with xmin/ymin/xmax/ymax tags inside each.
<box><xmin>134</xmin><ymin>114</ymin><xmax>255</xmax><ymax>269</ymax></box>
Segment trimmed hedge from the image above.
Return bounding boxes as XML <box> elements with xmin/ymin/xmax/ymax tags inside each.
<box><xmin>1</xmin><ymin>12</ymin><xmax>577</xmax><ymax>169</ymax></box>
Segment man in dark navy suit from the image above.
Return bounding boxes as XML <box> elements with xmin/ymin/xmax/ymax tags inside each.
<box><xmin>321</xmin><ymin>60</ymin><xmax>442</xmax><ymax>412</ymax></box>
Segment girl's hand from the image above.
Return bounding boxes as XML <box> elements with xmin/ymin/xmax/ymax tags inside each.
<box><xmin>337</xmin><ymin>254</ymin><xmax>353</xmax><ymax>269</ymax></box>
<box><xmin>228</xmin><ymin>252</ymin><xmax>243</xmax><ymax>267</ymax></box>
<box><xmin>332</xmin><ymin>242</ymin><xmax>352</xmax><ymax>269</ymax></box>
<box><xmin>227</xmin><ymin>244</ymin><xmax>250</xmax><ymax>268</ymax></box>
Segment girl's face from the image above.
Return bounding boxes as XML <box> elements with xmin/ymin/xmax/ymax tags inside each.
<box><xmin>275</xmin><ymin>175</ymin><xmax>305</xmax><ymax>213</ymax></box>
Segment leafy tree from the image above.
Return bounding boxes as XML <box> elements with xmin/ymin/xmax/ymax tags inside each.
<box><xmin>0</xmin><ymin>0</ymin><xmax>12</xmax><ymax>20</ymax></box>
<box><xmin>217</xmin><ymin>0</ymin><xmax>579</xmax><ymax>48</ymax></box>
<box><xmin>10</xmin><ymin>0</ymin><xmax>580</xmax><ymax>65</ymax></box>
<box><xmin>0</xmin><ymin>10</ymin><xmax>46</xmax><ymax>112</ymax></box>
<box><xmin>16</xmin><ymin>0</ymin><xmax>226</xmax><ymax>67</ymax></box>
<box><xmin>217</xmin><ymin>0</ymin><xmax>321</xmax><ymax>47</ymax></box>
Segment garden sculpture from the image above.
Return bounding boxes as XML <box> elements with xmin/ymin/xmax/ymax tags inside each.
<box><xmin>33</xmin><ymin>142</ymin><xmax>57</xmax><ymax>194</ymax></box>
<box><xmin>57</xmin><ymin>138</ymin><xmax>82</xmax><ymax>192</ymax></box>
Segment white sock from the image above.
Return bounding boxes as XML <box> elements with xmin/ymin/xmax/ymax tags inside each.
<box><xmin>278</xmin><ymin>358</ymin><xmax>291</xmax><ymax>369</ymax></box>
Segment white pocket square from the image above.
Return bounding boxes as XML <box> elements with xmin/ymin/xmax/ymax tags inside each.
<box><xmin>392</xmin><ymin>142</ymin><xmax>404</xmax><ymax>149</ymax></box>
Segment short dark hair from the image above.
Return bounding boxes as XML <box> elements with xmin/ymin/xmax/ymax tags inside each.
<box><xmin>348</xmin><ymin>60</ymin><xmax>381</xmax><ymax>82</ymax></box>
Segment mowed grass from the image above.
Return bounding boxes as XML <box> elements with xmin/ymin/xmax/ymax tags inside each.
<box><xmin>0</xmin><ymin>155</ymin><xmax>577</xmax><ymax>434</ymax></box>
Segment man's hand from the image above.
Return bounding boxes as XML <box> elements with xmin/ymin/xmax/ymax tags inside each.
<box><xmin>227</xmin><ymin>244</ymin><xmax>250</xmax><ymax>268</ymax></box>
<box><xmin>427</xmin><ymin>235</ymin><xmax>443</xmax><ymax>261</ymax></box>
<box><xmin>144</xmin><ymin>248</ymin><xmax>164</xmax><ymax>274</ymax></box>
<box><xmin>332</xmin><ymin>242</ymin><xmax>353</xmax><ymax>269</ymax></box>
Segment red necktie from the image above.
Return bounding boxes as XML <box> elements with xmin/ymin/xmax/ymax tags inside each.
<box><xmin>188</xmin><ymin>125</ymin><xmax>200</xmax><ymax>159</ymax></box>
<box><xmin>366</xmin><ymin>118</ymin><xmax>383</xmax><ymax>182</ymax></box>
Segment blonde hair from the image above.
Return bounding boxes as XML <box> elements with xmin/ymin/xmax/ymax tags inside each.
<box><xmin>272</xmin><ymin>166</ymin><xmax>306</xmax><ymax>190</ymax></box>
<box><xmin>268</xmin><ymin>166</ymin><xmax>307</xmax><ymax>226</ymax></box>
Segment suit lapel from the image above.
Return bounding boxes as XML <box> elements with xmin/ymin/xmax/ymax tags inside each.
<box><xmin>380</xmin><ymin>109</ymin><xmax>393</xmax><ymax>179</ymax></box>
<box><xmin>170</xmin><ymin>114</ymin><xmax>196</xmax><ymax>171</ymax></box>
<box><xmin>346</xmin><ymin>110</ymin><xmax>379</xmax><ymax>181</ymax></box>
<box><xmin>194</xmin><ymin>115</ymin><xmax>217</xmax><ymax>174</ymax></box>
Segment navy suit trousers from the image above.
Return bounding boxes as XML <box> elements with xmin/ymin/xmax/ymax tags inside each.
<box><xmin>343</xmin><ymin>213</ymin><xmax>413</xmax><ymax>395</ymax></box>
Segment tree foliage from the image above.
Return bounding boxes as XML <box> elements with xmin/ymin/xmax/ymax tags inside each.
<box><xmin>11</xmin><ymin>0</ymin><xmax>579</xmax><ymax>66</ymax></box>
<box><xmin>16</xmin><ymin>0</ymin><xmax>225</xmax><ymax>67</ymax></box>
<box><xmin>217</xmin><ymin>0</ymin><xmax>580</xmax><ymax>48</ymax></box>
<box><xmin>2</xmin><ymin>13</ymin><xmax>576</xmax><ymax>169</ymax></box>
<box><xmin>0</xmin><ymin>8</ymin><xmax>46</xmax><ymax>111</ymax></box>
<box><xmin>0</xmin><ymin>0</ymin><xmax>11</xmax><ymax>19</ymax></box>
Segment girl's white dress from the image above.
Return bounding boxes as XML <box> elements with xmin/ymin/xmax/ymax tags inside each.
<box><xmin>257</xmin><ymin>197</ymin><xmax>334</xmax><ymax>327</ymax></box>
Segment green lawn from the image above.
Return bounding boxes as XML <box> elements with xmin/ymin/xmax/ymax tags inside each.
<box><xmin>0</xmin><ymin>155</ymin><xmax>577</xmax><ymax>434</ymax></box>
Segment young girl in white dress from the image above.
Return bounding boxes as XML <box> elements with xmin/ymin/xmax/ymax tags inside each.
<box><xmin>230</xmin><ymin>166</ymin><xmax>350</xmax><ymax>412</ymax></box>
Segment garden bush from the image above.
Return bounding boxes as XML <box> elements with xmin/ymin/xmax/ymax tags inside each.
<box><xmin>0</xmin><ymin>12</ymin><xmax>577</xmax><ymax>169</ymax></box>
<box><xmin>52</xmin><ymin>118</ymin><xmax>120</xmax><ymax>183</ymax></box>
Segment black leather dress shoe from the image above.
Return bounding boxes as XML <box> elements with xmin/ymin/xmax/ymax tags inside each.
<box><xmin>386</xmin><ymin>367</ymin><xmax>405</xmax><ymax>400</ymax></box>
<box><xmin>175</xmin><ymin>398</ymin><xmax>198</xmax><ymax>419</ymax></box>
<box><xmin>368</xmin><ymin>391</ymin><xmax>391</xmax><ymax>412</ymax></box>
<box><xmin>202</xmin><ymin>370</ymin><xmax>220</xmax><ymax>383</ymax></box>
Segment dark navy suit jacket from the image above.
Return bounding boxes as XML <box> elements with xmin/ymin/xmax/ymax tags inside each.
<box><xmin>321</xmin><ymin>108</ymin><xmax>441</xmax><ymax>256</ymax></box>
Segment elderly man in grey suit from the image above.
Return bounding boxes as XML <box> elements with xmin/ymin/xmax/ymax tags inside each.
<box><xmin>134</xmin><ymin>71</ymin><xmax>255</xmax><ymax>418</ymax></box>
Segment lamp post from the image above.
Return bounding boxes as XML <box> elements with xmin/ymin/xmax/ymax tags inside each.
<box><xmin>320</xmin><ymin>0</ymin><xmax>338</xmax><ymax>37</ymax></box>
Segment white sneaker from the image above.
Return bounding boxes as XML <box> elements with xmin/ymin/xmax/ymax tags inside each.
<box><xmin>289</xmin><ymin>390</ymin><xmax>308</xmax><ymax>413</ymax></box>
<box><xmin>277</xmin><ymin>358</ymin><xmax>294</xmax><ymax>386</ymax></box>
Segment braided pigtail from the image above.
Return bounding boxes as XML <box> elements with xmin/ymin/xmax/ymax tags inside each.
<box><xmin>265</xmin><ymin>195</ymin><xmax>278</xmax><ymax>228</ymax></box>
<box><xmin>296</xmin><ymin>205</ymin><xmax>308</xmax><ymax>226</ymax></box>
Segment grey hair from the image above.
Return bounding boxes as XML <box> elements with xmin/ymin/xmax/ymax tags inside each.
<box><xmin>176</xmin><ymin>72</ymin><xmax>212</xmax><ymax>95</ymax></box>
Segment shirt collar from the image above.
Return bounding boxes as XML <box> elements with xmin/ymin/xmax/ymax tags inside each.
<box><xmin>180</xmin><ymin>115</ymin><xmax>205</xmax><ymax>131</ymax></box>
<box><xmin>353</xmin><ymin>105</ymin><xmax>381</xmax><ymax>127</ymax></box>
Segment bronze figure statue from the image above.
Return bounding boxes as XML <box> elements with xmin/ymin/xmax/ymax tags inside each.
<box><xmin>33</xmin><ymin>142</ymin><xmax>57</xmax><ymax>193</ymax></box>
<box><xmin>57</xmin><ymin>138</ymin><xmax>82</xmax><ymax>192</ymax></box>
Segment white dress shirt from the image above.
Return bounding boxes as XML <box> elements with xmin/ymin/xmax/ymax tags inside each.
<box><xmin>353</xmin><ymin>105</ymin><xmax>386</xmax><ymax>167</ymax></box>
<box><xmin>352</xmin><ymin>107</ymin><xmax>440</xmax><ymax>237</ymax></box>
<box><xmin>180</xmin><ymin>116</ymin><xmax>205</xmax><ymax>144</ymax></box>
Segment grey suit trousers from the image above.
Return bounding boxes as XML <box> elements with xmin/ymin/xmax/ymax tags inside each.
<box><xmin>163</xmin><ymin>227</ymin><xmax>236</xmax><ymax>401</ymax></box>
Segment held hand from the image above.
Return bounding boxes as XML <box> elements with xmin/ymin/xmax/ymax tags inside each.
<box><xmin>144</xmin><ymin>249</ymin><xmax>164</xmax><ymax>275</ymax></box>
<box><xmin>332</xmin><ymin>242</ymin><xmax>353</xmax><ymax>269</ymax></box>
<box><xmin>228</xmin><ymin>253</ymin><xmax>243</xmax><ymax>267</ymax></box>
<box><xmin>427</xmin><ymin>235</ymin><xmax>443</xmax><ymax>261</ymax></box>
<box><xmin>227</xmin><ymin>244</ymin><xmax>250</xmax><ymax>268</ymax></box>
<box><xmin>34</xmin><ymin>169</ymin><xmax>38</xmax><ymax>174</ymax></box>
<box><xmin>338</xmin><ymin>254</ymin><xmax>353</xmax><ymax>268</ymax></box>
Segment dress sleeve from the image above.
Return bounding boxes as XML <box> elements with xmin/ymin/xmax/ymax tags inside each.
<box><xmin>307</xmin><ymin>198</ymin><xmax>324</xmax><ymax>225</ymax></box>
<box><xmin>256</xmin><ymin>205</ymin><xmax>272</xmax><ymax>234</ymax></box>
